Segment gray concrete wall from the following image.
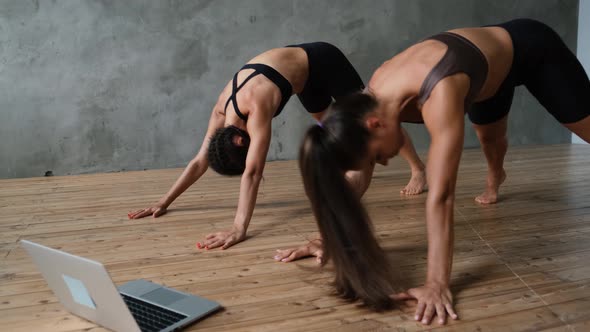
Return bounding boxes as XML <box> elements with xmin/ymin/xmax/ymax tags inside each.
<box><xmin>573</xmin><ymin>0</ymin><xmax>588</xmax><ymax>144</ymax></box>
<box><xmin>0</xmin><ymin>0</ymin><xmax>579</xmax><ymax>178</ymax></box>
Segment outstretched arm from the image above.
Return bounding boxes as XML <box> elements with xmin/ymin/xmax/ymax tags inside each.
<box><xmin>345</xmin><ymin>160</ymin><xmax>376</xmax><ymax>197</ymax></box>
<box><xmin>199</xmin><ymin>106</ymin><xmax>273</xmax><ymax>249</ymax></box>
<box><xmin>394</xmin><ymin>78</ymin><xmax>466</xmax><ymax>325</ymax></box>
<box><xmin>128</xmin><ymin>107</ymin><xmax>225</xmax><ymax>219</ymax></box>
<box><xmin>315</xmin><ymin>108</ymin><xmax>375</xmax><ymax>198</ymax></box>
<box><xmin>274</xmin><ymin>237</ymin><xmax>324</xmax><ymax>263</ymax></box>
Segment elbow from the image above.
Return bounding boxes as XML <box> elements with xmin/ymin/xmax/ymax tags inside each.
<box><xmin>188</xmin><ymin>157</ymin><xmax>200</xmax><ymax>168</ymax></box>
<box><xmin>243</xmin><ymin>166</ymin><xmax>264</xmax><ymax>181</ymax></box>
<box><xmin>190</xmin><ymin>152</ymin><xmax>207</xmax><ymax>167</ymax></box>
<box><xmin>188</xmin><ymin>155</ymin><xmax>207</xmax><ymax>172</ymax></box>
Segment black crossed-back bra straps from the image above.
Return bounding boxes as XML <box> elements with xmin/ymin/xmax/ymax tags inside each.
<box><xmin>224</xmin><ymin>63</ymin><xmax>293</xmax><ymax>121</ymax></box>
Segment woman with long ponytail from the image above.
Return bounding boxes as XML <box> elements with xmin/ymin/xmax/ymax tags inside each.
<box><xmin>298</xmin><ymin>94</ymin><xmax>402</xmax><ymax>311</ymax></box>
<box><xmin>280</xmin><ymin>18</ymin><xmax>590</xmax><ymax>325</ymax></box>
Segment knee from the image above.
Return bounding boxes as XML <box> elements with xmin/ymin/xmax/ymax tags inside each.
<box><xmin>475</xmin><ymin>129</ymin><xmax>507</xmax><ymax>146</ymax></box>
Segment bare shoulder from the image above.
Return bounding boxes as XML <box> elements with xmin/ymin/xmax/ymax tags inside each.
<box><xmin>430</xmin><ymin>73</ymin><xmax>470</xmax><ymax>100</ymax></box>
<box><xmin>422</xmin><ymin>74</ymin><xmax>470</xmax><ymax>126</ymax></box>
<box><xmin>370</xmin><ymin>41</ymin><xmax>450</xmax><ymax>98</ymax></box>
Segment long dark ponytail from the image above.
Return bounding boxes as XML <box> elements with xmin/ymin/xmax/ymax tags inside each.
<box><xmin>299</xmin><ymin>93</ymin><xmax>395</xmax><ymax>311</ymax></box>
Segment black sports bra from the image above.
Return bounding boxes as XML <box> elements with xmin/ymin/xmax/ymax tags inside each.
<box><xmin>224</xmin><ymin>63</ymin><xmax>293</xmax><ymax>121</ymax></box>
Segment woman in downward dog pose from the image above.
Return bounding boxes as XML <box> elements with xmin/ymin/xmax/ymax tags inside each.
<box><xmin>286</xmin><ymin>19</ymin><xmax>590</xmax><ymax>325</ymax></box>
<box><xmin>127</xmin><ymin>42</ymin><xmax>427</xmax><ymax>250</ymax></box>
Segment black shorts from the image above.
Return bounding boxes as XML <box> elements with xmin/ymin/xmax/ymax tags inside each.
<box><xmin>287</xmin><ymin>42</ymin><xmax>365</xmax><ymax>113</ymax></box>
<box><xmin>468</xmin><ymin>19</ymin><xmax>590</xmax><ymax>125</ymax></box>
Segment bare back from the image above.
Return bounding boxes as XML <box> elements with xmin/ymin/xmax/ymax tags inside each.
<box><xmin>215</xmin><ymin>47</ymin><xmax>309</xmax><ymax>123</ymax></box>
<box><xmin>368</xmin><ymin>26</ymin><xmax>514</xmax><ymax>120</ymax></box>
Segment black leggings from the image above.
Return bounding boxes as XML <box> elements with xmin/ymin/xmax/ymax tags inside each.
<box><xmin>468</xmin><ymin>19</ymin><xmax>590</xmax><ymax>125</ymax></box>
<box><xmin>287</xmin><ymin>42</ymin><xmax>365</xmax><ymax>113</ymax></box>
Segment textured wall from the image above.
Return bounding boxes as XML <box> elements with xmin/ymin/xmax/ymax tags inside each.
<box><xmin>573</xmin><ymin>0</ymin><xmax>589</xmax><ymax>144</ymax></box>
<box><xmin>0</xmin><ymin>0</ymin><xmax>579</xmax><ymax>178</ymax></box>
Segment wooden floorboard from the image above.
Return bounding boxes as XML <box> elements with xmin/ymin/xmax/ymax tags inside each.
<box><xmin>1</xmin><ymin>144</ymin><xmax>589</xmax><ymax>331</ymax></box>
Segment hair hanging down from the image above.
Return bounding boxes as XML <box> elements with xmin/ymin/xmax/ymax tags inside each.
<box><xmin>299</xmin><ymin>92</ymin><xmax>396</xmax><ymax>311</ymax></box>
<box><xmin>208</xmin><ymin>125</ymin><xmax>251</xmax><ymax>176</ymax></box>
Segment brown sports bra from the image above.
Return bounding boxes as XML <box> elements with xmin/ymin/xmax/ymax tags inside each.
<box><xmin>417</xmin><ymin>32</ymin><xmax>488</xmax><ymax>109</ymax></box>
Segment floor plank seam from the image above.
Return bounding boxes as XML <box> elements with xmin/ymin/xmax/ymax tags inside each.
<box><xmin>456</xmin><ymin>209</ymin><xmax>576</xmax><ymax>330</ymax></box>
<box><xmin>4</xmin><ymin>224</ymin><xmax>27</xmax><ymax>260</ymax></box>
<box><xmin>3</xmin><ymin>145</ymin><xmax>589</xmax><ymax>331</ymax></box>
<box><xmin>457</xmin><ymin>209</ymin><xmax>546</xmax><ymax>304</ymax></box>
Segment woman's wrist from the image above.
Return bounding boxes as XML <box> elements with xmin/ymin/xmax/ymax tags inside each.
<box><xmin>425</xmin><ymin>277</ymin><xmax>450</xmax><ymax>288</ymax></box>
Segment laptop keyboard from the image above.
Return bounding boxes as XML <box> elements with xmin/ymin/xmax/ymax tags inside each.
<box><xmin>121</xmin><ymin>293</ymin><xmax>187</xmax><ymax>332</ymax></box>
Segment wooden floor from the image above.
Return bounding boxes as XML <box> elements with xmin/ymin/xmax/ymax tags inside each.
<box><xmin>1</xmin><ymin>144</ymin><xmax>590</xmax><ymax>331</ymax></box>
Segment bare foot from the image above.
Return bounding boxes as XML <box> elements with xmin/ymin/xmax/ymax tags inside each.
<box><xmin>400</xmin><ymin>170</ymin><xmax>427</xmax><ymax>195</ymax></box>
<box><xmin>475</xmin><ymin>169</ymin><xmax>507</xmax><ymax>204</ymax></box>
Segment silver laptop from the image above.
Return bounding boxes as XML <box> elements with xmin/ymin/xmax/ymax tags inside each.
<box><xmin>21</xmin><ymin>240</ymin><xmax>221</xmax><ymax>332</ymax></box>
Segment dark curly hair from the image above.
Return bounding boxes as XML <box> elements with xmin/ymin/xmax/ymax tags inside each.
<box><xmin>207</xmin><ymin>125</ymin><xmax>251</xmax><ymax>176</ymax></box>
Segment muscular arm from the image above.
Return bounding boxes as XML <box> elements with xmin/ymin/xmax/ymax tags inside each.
<box><xmin>395</xmin><ymin>77</ymin><xmax>467</xmax><ymax>325</ymax></box>
<box><xmin>162</xmin><ymin>109</ymin><xmax>226</xmax><ymax>206</ymax></box>
<box><xmin>233</xmin><ymin>110</ymin><xmax>272</xmax><ymax>233</ymax></box>
<box><xmin>345</xmin><ymin>161</ymin><xmax>376</xmax><ymax>197</ymax></box>
<box><xmin>200</xmin><ymin>104</ymin><xmax>273</xmax><ymax>249</ymax></box>
<box><xmin>422</xmin><ymin>88</ymin><xmax>464</xmax><ymax>288</ymax></box>
<box><xmin>313</xmin><ymin>107</ymin><xmax>375</xmax><ymax>197</ymax></box>
<box><xmin>128</xmin><ymin>107</ymin><xmax>225</xmax><ymax>219</ymax></box>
